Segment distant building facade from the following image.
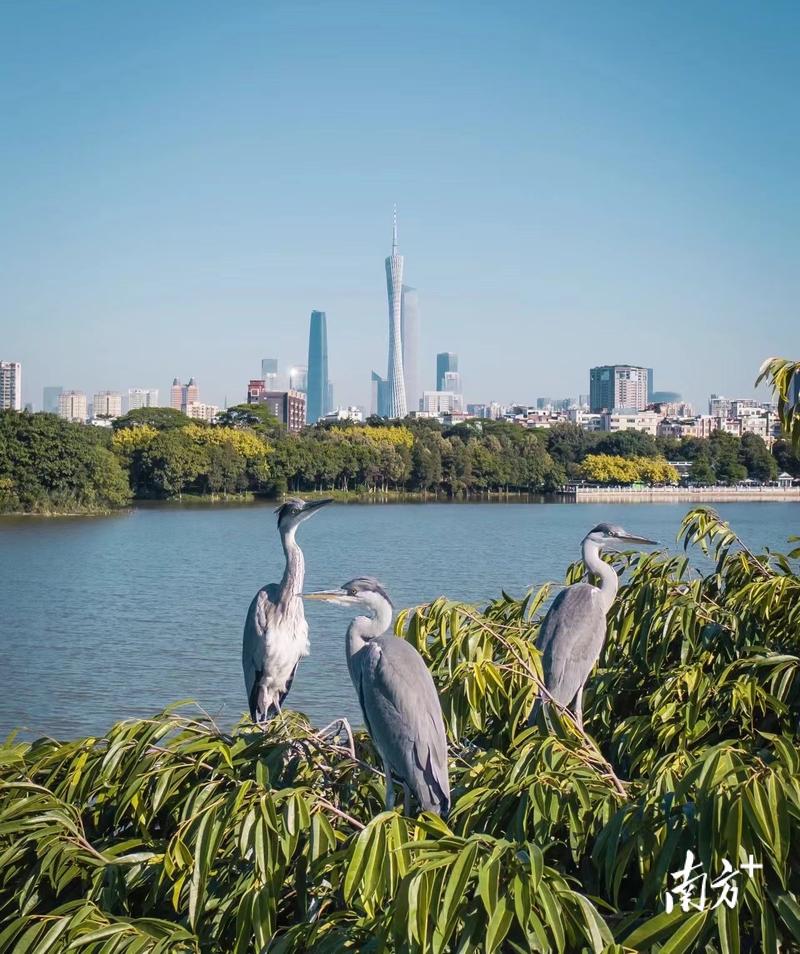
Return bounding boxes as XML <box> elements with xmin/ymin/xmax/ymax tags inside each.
<box><xmin>289</xmin><ymin>367</ymin><xmax>307</xmax><ymax>393</ymax></box>
<box><xmin>421</xmin><ymin>390</ymin><xmax>463</xmax><ymax>415</ymax></box>
<box><xmin>401</xmin><ymin>285</ymin><xmax>420</xmax><ymax>415</ymax></box>
<box><xmin>306</xmin><ymin>310</ymin><xmax>329</xmax><ymax>424</ymax></box>
<box><xmin>186</xmin><ymin>402</ymin><xmax>220</xmax><ymax>423</ymax></box>
<box><xmin>43</xmin><ymin>386</ymin><xmax>63</xmax><ymax>414</ymax></box>
<box><xmin>252</xmin><ymin>389</ymin><xmax>306</xmax><ymax>433</ymax></box>
<box><xmin>170</xmin><ymin>378</ymin><xmax>199</xmax><ymax>414</ymax></box>
<box><xmin>442</xmin><ymin>370</ymin><xmax>462</xmax><ymax>394</ymax></box>
<box><xmin>58</xmin><ymin>391</ymin><xmax>88</xmax><ymax>422</ymax></box>
<box><xmin>436</xmin><ymin>353</ymin><xmax>458</xmax><ymax>392</ymax></box>
<box><xmin>0</xmin><ymin>361</ymin><xmax>22</xmax><ymax>411</ymax></box>
<box><xmin>128</xmin><ymin>388</ymin><xmax>159</xmax><ymax>410</ymax></box>
<box><xmin>261</xmin><ymin>358</ymin><xmax>279</xmax><ymax>390</ymax></box>
<box><xmin>93</xmin><ymin>391</ymin><xmax>123</xmax><ymax>418</ymax></box>
<box><xmin>371</xmin><ymin>371</ymin><xmax>389</xmax><ymax>417</ymax></box>
<box><xmin>590</xmin><ymin>365</ymin><xmax>649</xmax><ymax>412</ymax></box>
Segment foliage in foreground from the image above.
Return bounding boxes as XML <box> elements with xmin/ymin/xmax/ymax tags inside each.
<box><xmin>1</xmin><ymin>508</ymin><xmax>799</xmax><ymax>952</ymax></box>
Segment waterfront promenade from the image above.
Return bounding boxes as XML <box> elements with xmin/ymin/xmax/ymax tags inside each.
<box><xmin>561</xmin><ymin>484</ymin><xmax>800</xmax><ymax>502</ymax></box>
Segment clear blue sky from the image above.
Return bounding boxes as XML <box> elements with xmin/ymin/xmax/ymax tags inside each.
<box><xmin>1</xmin><ymin>0</ymin><xmax>798</xmax><ymax>412</ymax></box>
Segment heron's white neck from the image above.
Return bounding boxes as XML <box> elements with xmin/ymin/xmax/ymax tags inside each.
<box><xmin>279</xmin><ymin>526</ymin><xmax>305</xmax><ymax>604</ymax></box>
<box><xmin>582</xmin><ymin>538</ymin><xmax>619</xmax><ymax>614</ymax></box>
<box><xmin>346</xmin><ymin>600</ymin><xmax>393</xmax><ymax>659</ymax></box>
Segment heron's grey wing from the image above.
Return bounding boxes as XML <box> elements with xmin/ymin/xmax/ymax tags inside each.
<box><xmin>536</xmin><ymin>583</ymin><xmax>607</xmax><ymax>707</ymax></box>
<box><xmin>242</xmin><ymin>584</ymin><xmax>281</xmax><ymax>720</ymax></box>
<box><xmin>358</xmin><ymin>636</ymin><xmax>450</xmax><ymax>815</ymax></box>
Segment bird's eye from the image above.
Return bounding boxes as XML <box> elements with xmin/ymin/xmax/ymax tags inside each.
<box><xmin>348</xmin><ymin>588</ymin><xmax>357</xmax><ymax>596</ymax></box>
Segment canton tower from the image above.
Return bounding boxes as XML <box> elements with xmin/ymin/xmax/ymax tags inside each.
<box><xmin>384</xmin><ymin>207</ymin><xmax>407</xmax><ymax>418</ymax></box>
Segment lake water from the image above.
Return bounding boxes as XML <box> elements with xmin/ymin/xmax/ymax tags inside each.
<box><xmin>1</xmin><ymin>500</ymin><xmax>798</xmax><ymax>740</ymax></box>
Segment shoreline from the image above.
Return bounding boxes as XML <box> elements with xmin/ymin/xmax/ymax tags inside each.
<box><xmin>2</xmin><ymin>485</ymin><xmax>799</xmax><ymax>518</ymax></box>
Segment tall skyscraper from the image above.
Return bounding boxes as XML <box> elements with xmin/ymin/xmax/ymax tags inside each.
<box><xmin>590</xmin><ymin>365</ymin><xmax>649</xmax><ymax>412</ymax></box>
<box><xmin>306</xmin><ymin>310</ymin><xmax>329</xmax><ymax>424</ymax></box>
<box><xmin>384</xmin><ymin>208</ymin><xmax>407</xmax><ymax>418</ymax></box>
<box><xmin>401</xmin><ymin>285</ymin><xmax>420</xmax><ymax>414</ymax></box>
<box><xmin>261</xmin><ymin>358</ymin><xmax>279</xmax><ymax>390</ymax></box>
<box><xmin>436</xmin><ymin>353</ymin><xmax>458</xmax><ymax>391</ymax></box>
<box><xmin>0</xmin><ymin>361</ymin><xmax>22</xmax><ymax>411</ymax></box>
<box><xmin>170</xmin><ymin>378</ymin><xmax>183</xmax><ymax>410</ymax></box>
<box><xmin>43</xmin><ymin>386</ymin><xmax>63</xmax><ymax>414</ymax></box>
<box><xmin>128</xmin><ymin>388</ymin><xmax>159</xmax><ymax>410</ymax></box>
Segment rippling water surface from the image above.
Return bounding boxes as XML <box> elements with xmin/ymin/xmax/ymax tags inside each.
<box><xmin>1</xmin><ymin>500</ymin><xmax>797</xmax><ymax>738</ymax></box>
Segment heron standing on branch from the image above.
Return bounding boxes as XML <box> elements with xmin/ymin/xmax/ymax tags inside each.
<box><xmin>305</xmin><ymin>577</ymin><xmax>451</xmax><ymax>817</ymax></box>
<box><xmin>243</xmin><ymin>497</ymin><xmax>332</xmax><ymax>723</ymax></box>
<box><xmin>531</xmin><ymin>523</ymin><xmax>658</xmax><ymax>731</ymax></box>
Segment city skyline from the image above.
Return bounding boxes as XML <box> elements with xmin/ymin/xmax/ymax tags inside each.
<box><xmin>1</xmin><ymin>3</ymin><xmax>797</xmax><ymax>410</ymax></box>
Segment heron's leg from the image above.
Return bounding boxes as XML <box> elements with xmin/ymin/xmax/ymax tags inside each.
<box><xmin>402</xmin><ymin>782</ymin><xmax>412</xmax><ymax>815</ymax></box>
<box><xmin>382</xmin><ymin>759</ymin><xmax>395</xmax><ymax>810</ymax></box>
<box><xmin>542</xmin><ymin>702</ymin><xmax>555</xmax><ymax>735</ymax></box>
<box><xmin>573</xmin><ymin>687</ymin><xmax>584</xmax><ymax>733</ymax></box>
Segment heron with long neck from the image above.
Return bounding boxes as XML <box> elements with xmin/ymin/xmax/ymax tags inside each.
<box><xmin>306</xmin><ymin>577</ymin><xmax>451</xmax><ymax>817</ymax></box>
<box><xmin>531</xmin><ymin>523</ymin><xmax>658</xmax><ymax>731</ymax></box>
<box><xmin>242</xmin><ymin>497</ymin><xmax>332</xmax><ymax>723</ymax></box>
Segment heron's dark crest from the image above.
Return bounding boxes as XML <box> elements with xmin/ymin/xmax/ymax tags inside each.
<box><xmin>341</xmin><ymin>577</ymin><xmax>394</xmax><ymax>609</ymax></box>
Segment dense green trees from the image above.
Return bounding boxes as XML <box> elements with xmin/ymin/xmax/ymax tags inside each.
<box><xmin>0</xmin><ymin>411</ymin><xmax>130</xmax><ymax>513</ymax></box>
<box><xmin>0</xmin><ymin>409</ymin><xmax>791</xmax><ymax>513</ymax></box>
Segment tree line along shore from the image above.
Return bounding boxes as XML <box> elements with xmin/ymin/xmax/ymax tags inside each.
<box><xmin>0</xmin><ymin>404</ymin><xmax>797</xmax><ymax>515</ymax></box>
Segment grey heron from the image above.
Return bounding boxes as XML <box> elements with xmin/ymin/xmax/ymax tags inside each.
<box><xmin>305</xmin><ymin>578</ymin><xmax>451</xmax><ymax>817</ymax></box>
<box><xmin>531</xmin><ymin>523</ymin><xmax>658</xmax><ymax>731</ymax></box>
<box><xmin>242</xmin><ymin>497</ymin><xmax>332</xmax><ymax>723</ymax></box>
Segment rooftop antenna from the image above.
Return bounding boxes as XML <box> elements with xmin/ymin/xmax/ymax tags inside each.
<box><xmin>392</xmin><ymin>204</ymin><xmax>398</xmax><ymax>255</ymax></box>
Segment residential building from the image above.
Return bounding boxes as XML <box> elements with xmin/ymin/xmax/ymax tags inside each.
<box><xmin>603</xmin><ymin>411</ymin><xmax>662</xmax><ymax>435</ymax></box>
<box><xmin>384</xmin><ymin>208</ymin><xmax>407</xmax><ymax>417</ymax></box>
<box><xmin>436</xmin><ymin>352</ymin><xmax>458</xmax><ymax>391</ymax></box>
<box><xmin>708</xmin><ymin>394</ymin><xmax>730</xmax><ymax>418</ymax></box>
<box><xmin>254</xmin><ymin>390</ymin><xmax>306</xmax><ymax>433</ymax></box>
<box><xmin>128</xmin><ymin>388</ymin><xmax>159</xmax><ymax>410</ymax></box>
<box><xmin>289</xmin><ymin>366</ymin><xmax>307</xmax><ymax>393</ymax></box>
<box><xmin>306</xmin><ymin>310</ymin><xmax>329</xmax><ymax>424</ymax></box>
<box><xmin>170</xmin><ymin>378</ymin><xmax>183</xmax><ymax>410</ymax></box>
<box><xmin>0</xmin><ymin>361</ymin><xmax>22</xmax><ymax>411</ymax></box>
<box><xmin>170</xmin><ymin>378</ymin><xmax>198</xmax><ymax>413</ymax></box>
<box><xmin>186</xmin><ymin>402</ymin><xmax>220</xmax><ymax>423</ymax></box>
<box><xmin>58</xmin><ymin>390</ymin><xmax>88</xmax><ymax>422</ymax></box>
<box><xmin>93</xmin><ymin>391</ymin><xmax>123</xmax><ymax>418</ymax></box>
<box><xmin>590</xmin><ymin>365</ymin><xmax>649</xmax><ymax>412</ymax></box>
<box><xmin>401</xmin><ymin>285</ymin><xmax>420</xmax><ymax>414</ymax></box>
<box><xmin>43</xmin><ymin>386</ymin><xmax>63</xmax><ymax>414</ymax></box>
<box><xmin>261</xmin><ymin>358</ymin><xmax>279</xmax><ymax>390</ymax></box>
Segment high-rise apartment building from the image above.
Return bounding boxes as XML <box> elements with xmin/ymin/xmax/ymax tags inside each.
<box><xmin>436</xmin><ymin>353</ymin><xmax>458</xmax><ymax>392</ymax></box>
<box><xmin>93</xmin><ymin>391</ymin><xmax>123</xmax><ymax>418</ymax></box>
<box><xmin>186</xmin><ymin>402</ymin><xmax>220</xmax><ymax>423</ymax></box>
<box><xmin>261</xmin><ymin>358</ymin><xmax>279</xmax><ymax>390</ymax></box>
<box><xmin>43</xmin><ymin>386</ymin><xmax>62</xmax><ymax>414</ymax></box>
<box><xmin>590</xmin><ymin>365</ymin><xmax>649</xmax><ymax>412</ymax></box>
<box><xmin>384</xmin><ymin>209</ymin><xmax>407</xmax><ymax>418</ymax></box>
<box><xmin>401</xmin><ymin>285</ymin><xmax>420</xmax><ymax>415</ymax></box>
<box><xmin>306</xmin><ymin>310</ymin><xmax>329</xmax><ymax>424</ymax></box>
<box><xmin>171</xmin><ymin>378</ymin><xmax>199</xmax><ymax>414</ymax></box>
<box><xmin>0</xmin><ymin>361</ymin><xmax>22</xmax><ymax>411</ymax></box>
<box><xmin>58</xmin><ymin>391</ymin><xmax>88</xmax><ymax>422</ymax></box>
<box><xmin>128</xmin><ymin>388</ymin><xmax>159</xmax><ymax>410</ymax></box>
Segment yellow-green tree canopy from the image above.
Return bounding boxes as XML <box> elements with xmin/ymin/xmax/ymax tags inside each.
<box><xmin>580</xmin><ymin>453</ymin><xmax>679</xmax><ymax>485</ymax></box>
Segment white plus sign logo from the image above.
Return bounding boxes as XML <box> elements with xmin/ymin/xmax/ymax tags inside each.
<box><xmin>740</xmin><ymin>855</ymin><xmax>763</xmax><ymax>879</ymax></box>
